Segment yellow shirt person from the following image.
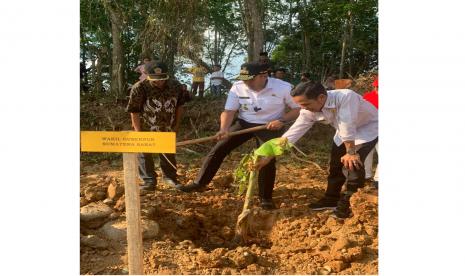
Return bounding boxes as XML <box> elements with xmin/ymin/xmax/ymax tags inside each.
<box><xmin>188</xmin><ymin>65</ymin><xmax>208</xmax><ymax>98</ymax></box>
<box><xmin>188</xmin><ymin>65</ymin><xmax>208</xmax><ymax>82</ymax></box>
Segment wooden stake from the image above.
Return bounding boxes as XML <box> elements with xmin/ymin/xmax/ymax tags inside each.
<box><xmin>123</xmin><ymin>153</ymin><xmax>144</xmax><ymax>275</ymax></box>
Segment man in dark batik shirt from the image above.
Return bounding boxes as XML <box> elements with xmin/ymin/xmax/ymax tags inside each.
<box><xmin>126</xmin><ymin>61</ymin><xmax>187</xmax><ymax>191</ymax></box>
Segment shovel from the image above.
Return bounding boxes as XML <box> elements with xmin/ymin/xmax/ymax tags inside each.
<box><xmin>176</xmin><ymin>125</ymin><xmax>268</xmax><ymax>146</ymax></box>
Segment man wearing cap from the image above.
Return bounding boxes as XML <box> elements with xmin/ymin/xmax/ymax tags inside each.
<box><xmin>179</xmin><ymin>62</ymin><xmax>301</xmax><ymax>210</ymax></box>
<box><xmin>255</xmin><ymin>81</ymin><xmax>378</xmax><ymax>218</ymax></box>
<box><xmin>126</xmin><ymin>61</ymin><xmax>188</xmax><ymax>191</ymax></box>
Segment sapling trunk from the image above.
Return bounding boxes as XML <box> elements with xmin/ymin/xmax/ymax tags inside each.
<box><xmin>233</xmin><ymin>138</ymin><xmax>293</xmax><ymax>244</ymax></box>
<box><xmin>235</xmin><ymin>160</ymin><xmax>258</xmax><ymax>243</ymax></box>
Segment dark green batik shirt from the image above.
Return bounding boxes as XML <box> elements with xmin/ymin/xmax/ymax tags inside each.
<box><xmin>126</xmin><ymin>79</ymin><xmax>187</xmax><ymax>131</ymax></box>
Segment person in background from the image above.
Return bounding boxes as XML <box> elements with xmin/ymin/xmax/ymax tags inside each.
<box><xmin>274</xmin><ymin>68</ymin><xmax>287</xmax><ymax>80</ymax></box>
<box><xmin>210</xmin><ymin>64</ymin><xmax>225</xmax><ymax>97</ymax></box>
<box><xmin>126</xmin><ymin>61</ymin><xmax>187</xmax><ymax>191</ymax></box>
<box><xmin>300</xmin><ymin>72</ymin><xmax>311</xmax><ymax>83</ymax></box>
<box><xmin>324</xmin><ymin>75</ymin><xmax>336</xmax><ymax>90</ymax></box>
<box><xmin>255</xmin><ymin>82</ymin><xmax>378</xmax><ymax>218</ymax></box>
<box><xmin>259</xmin><ymin>51</ymin><xmax>274</xmax><ymax>76</ymax></box>
<box><xmin>180</xmin><ymin>83</ymin><xmax>192</xmax><ymax>103</ymax></box>
<box><xmin>363</xmin><ymin>76</ymin><xmax>379</xmax><ymax>188</ymax></box>
<box><xmin>134</xmin><ymin>57</ymin><xmax>152</xmax><ymax>82</ymax></box>
<box><xmin>188</xmin><ymin>63</ymin><xmax>208</xmax><ymax>98</ymax></box>
<box><xmin>179</xmin><ymin>62</ymin><xmax>301</xmax><ymax>210</ymax></box>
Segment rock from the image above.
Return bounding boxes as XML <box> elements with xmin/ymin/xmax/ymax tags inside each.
<box><xmin>244</xmin><ymin>263</ymin><xmax>266</xmax><ymax>274</ymax></box>
<box><xmin>220</xmin><ymin>226</ymin><xmax>233</xmax><ymax>240</ymax></box>
<box><xmin>229</xmin><ymin>250</ymin><xmax>256</xmax><ymax>269</ymax></box>
<box><xmin>324</xmin><ymin>261</ymin><xmax>348</xmax><ymax>273</ymax></box>
<box><xmin>109</xmin><ymin>212</ymin><xmax>120</xmax><ymax>220</ymax></box>
<box><xmin>256</xmin><ymin>256</ymin><xmax>273</xmax><ymax>267</ymax></box>
<box><xmin>346</xmin><ymin>246</ymin><xmax>364</xmax><ymax>261</ymax></box>
<box><xmin>103</xmin><ymin>198</ymin><xmax>114</xmax><ymax>205</ymax></box>
<box><xmin>100</xmin><ymin>218</ymin><xmax>159</xmax><ymax>241</ymax></box>
<box><xmin>84</xmin><ymin>187</ymin><xmax>106</xmax><ymax>202</ymax></box>
<box><xmin>80</xmin><ymin>234</ymin><xmax>109</xmax><ymax>249</ymax></box>
<box><xmin>107</xmin><ymin>182</ymin><xmax>124</xmax><ymax>200</ymax></box>
<box><xmin>114</xmin><ymin>196</ymin><xmax>125</xmax><ymax>211</ymax></box>
<box><xmin>178</xmin><ymin>240</ymin><xmax>195</xmax><ymax>249</ymax></box>
<box><xmin>96</xmin><ymin>191</ymin><xmax>107</xmax><ymax>200</ymax></box>
<box><xmin>80</xmin><ymin>197</ymin><xmax>88</xmax><ymax>207</ymax></box>
<box><xmin>143</xmin><ymin>206</ymin><xmax>157</xmax><ymax>219</ymax></box>
<box><xmin>209</xmin><ymin>236</ymin><xmax>224</xmax><ymax>247</ymax></box>
<box><xmin>318</xmin><ymin>267</ymin><xmax>330</xmax><ymax>275</ymax></box>
<box><xmin>80</xmin><ymin>202</ymin><xmax>113</xmax><ymax>228</ymax></box>
<box><xmin>331</xmin><ymin>236</ymin><xmax>351</xmax><ymax>254</ymax></box>
<box><xmin>213</xmin><ymin>174</ymin><xmax>234</xmax><ymax>188</ymax></box>
<box><xmin>326</xmin><ymin>216</ymin><xmax>339</xmax><ymax>227</ymax></box>
<box><xmin>364</xmin><ymin>225</ymin><xmax>377</xmax><ymax>236</ymax></box>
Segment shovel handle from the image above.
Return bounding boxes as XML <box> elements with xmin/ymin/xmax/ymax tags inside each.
<box><xmin>176</xmin><ymin>125</ymin><xmax>268</xmax><ymax>147</ymax></box>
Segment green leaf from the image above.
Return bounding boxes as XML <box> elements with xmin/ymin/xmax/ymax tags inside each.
<box><xmin>254</xmin><ymin>137</ymin><xmax>293</xmax><ymax>157</ymax></box>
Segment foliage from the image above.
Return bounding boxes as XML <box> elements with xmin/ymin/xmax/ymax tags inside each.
<box><xmin>234</xmin><ymin>138</ymin><xmax>293</xmax><ymax>195</ymax></box>
<box><xmin>80</xmin><ymin>0</ymin><xmax>378</xmax><ymax>98</ymax></box>
<box><xmin>271</xmin><ymin>0</ymin><xmax>378</xmax><ymax>81</ymax></box>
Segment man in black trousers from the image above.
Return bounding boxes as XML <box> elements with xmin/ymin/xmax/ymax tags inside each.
<box><xmin>256</xmin><ymin>81</ymin><xmax>378</xmax><ymax>218</ymax></box>
<box><xmin>179</xmin><ymin>62</ymin><xmax>300</xmax><ymax>210</ymax></box>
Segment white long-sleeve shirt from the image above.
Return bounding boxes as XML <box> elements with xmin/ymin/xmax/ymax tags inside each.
<box><xmin>283</xmin><ymin>89</ymin><xmax>378</xmax><ymax>146</ymax></box>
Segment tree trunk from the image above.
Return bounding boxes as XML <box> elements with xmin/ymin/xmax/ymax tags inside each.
<box><xmin>339</xmin><ymin>18</ymin><xmax>348</xmax><ymax>79</ymax></box>
<box><xmin>339</xmin><ymin>2</ymin><xmax>353</xmax><ymax>79</ymax></box>
<box><xmin>241</xmin><ymin>0</ymin><xmax>264</xmax><ymax>62</ymax></box>
<box><xmin>303</xmin><ymin>30</ymin><xmax>311</xmax><ymax>72</ymax></box>
<box><xmin>347</xmin><ymin>1</ymin><xmax>354</xmax><ymax>77</ymax></box>
<box><xmin>93</xmin><ymin>50</ymin><xmax>103</xmax><ymax>94</ymax></box>
<box><xmin>102</xmin><ymin>0</ymin><xmax>126</xmax><ymax>99</ymax></box>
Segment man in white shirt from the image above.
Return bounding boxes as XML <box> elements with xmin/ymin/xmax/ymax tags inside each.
<box><xmin>180</xmin><ymin>62</ymin><xmax>301</xmax><ymax>210</ymax></box>
<box><xmin>210</xmin><ymin>64</ymin><xmax>224</xmax><ymax>96</ymax></box>
<box><xmin>256</xmin><ymin>81</ymin><xmax>378</xmax><ymax>218</ymax></box>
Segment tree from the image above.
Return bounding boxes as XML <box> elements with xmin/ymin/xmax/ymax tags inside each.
<box><xmin>238</xmin><ymin>0</ymin><xmax>265</xmax><ymax>62</ymax></box>
<box><xmin>204</xmin><ymin>0</ymin><xmax>245</xmax><ymax>73</ymax></box>
<box><xmin>271</xmin><ymin>0</ymin><xmax>377</xmax><ymax>81</ymax></box>
<box><xmin>102</xmin><ymin>0</ymin><xmax>126</xmax><ymax>99</ymax></box>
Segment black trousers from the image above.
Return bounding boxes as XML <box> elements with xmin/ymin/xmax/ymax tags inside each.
<box><xmin>325</xmin><ymin>137</ymin><xmax>378</xmax><ymax>200</ymax></box>
<box><xmin>138</xmin><ymin>153</ymin><xmax>177</xmax><ymax>185</ymax></box>
<box><xmin>195</xmin><ymin>119</ymin><xmax>283</xmax><ymax>200</ymax></box>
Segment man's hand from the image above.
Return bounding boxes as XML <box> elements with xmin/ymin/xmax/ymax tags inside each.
<box><xmin>215</xmin><ymin>129</ymin><xmax>230</xmax><ymax>140</ymax></box>
<box><xmin>340</xmin><ymin>153</ymin><xmax>363</xmax><ymax>171</ymax></box>
<box><xmin>266</xmin><ymin>120</ymin><xmax>284</xmax><ymax>131</ymax></box>
<box><xmin>254</xmin><ymin>156</ymin><xmax>274</xmax><ymax>170</ymax></box>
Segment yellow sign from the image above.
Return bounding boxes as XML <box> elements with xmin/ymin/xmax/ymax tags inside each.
<box><xmin>80</xmin><ymin>131</ymin><xmax>175</xmax><ymax>153</ymax></box>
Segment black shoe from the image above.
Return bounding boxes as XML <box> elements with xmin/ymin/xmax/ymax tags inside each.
<box><xmin>162</xmin><ymin>177</ymin><xmax>182</xmax><ymax>190</ymax></box>
<box><xmin>333</xmin><ymin>206</ymin><xmax>353</xmax><ymax>219</ymax></box>
<box><xmin>333</xmin><ymin>193</ymin><xmax>353</xmax><ymax>218</ymax></box>
<box><xmin>309</xmin><ymin>197</ymin><xmax>338</xmax><ymax>211</ymax></box>
<box><xmin>179</xmin><ymin>182</ymin><xmax>206</xmax><ymax>193</ymax></box>
<box><xmin>260</xmin><ymin>199</ymin><xmax>277</xmax><ymax>210</ymax></box>
<box><xmin>140</xmin><ymin>183</ymin><xmax>156</xmax><ymax>191</ymax></box>
<box><xmin>373</xmin><ymin>181</ymin><xmax>378</xmax><ymax>189</ymax></box>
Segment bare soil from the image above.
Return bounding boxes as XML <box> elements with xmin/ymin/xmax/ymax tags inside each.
<box><xmin>80</xmin><ymin>95</ymin><xmax>378</xmax><ymax>275</ymax></box>
<box><xmin>80</xmin><ymin>155</ymin><xmax>378</xmax><ymax>275</ymax></box>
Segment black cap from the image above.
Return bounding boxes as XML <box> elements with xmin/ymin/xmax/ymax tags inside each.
<box><xmin>145</xmin><ymin>61</ymin><xmax>169</xmax><ymax>81</ymax></box>
<box><xmin>235</xmin><ymin>62</ymin><xmax>269</xmax><ymax>81</ymax></box>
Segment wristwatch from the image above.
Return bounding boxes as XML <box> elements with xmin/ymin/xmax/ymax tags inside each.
<box><xmin>347</xmin><ymin>148</ymin><xmax>357</xmax><ymax>155</ymax></box>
